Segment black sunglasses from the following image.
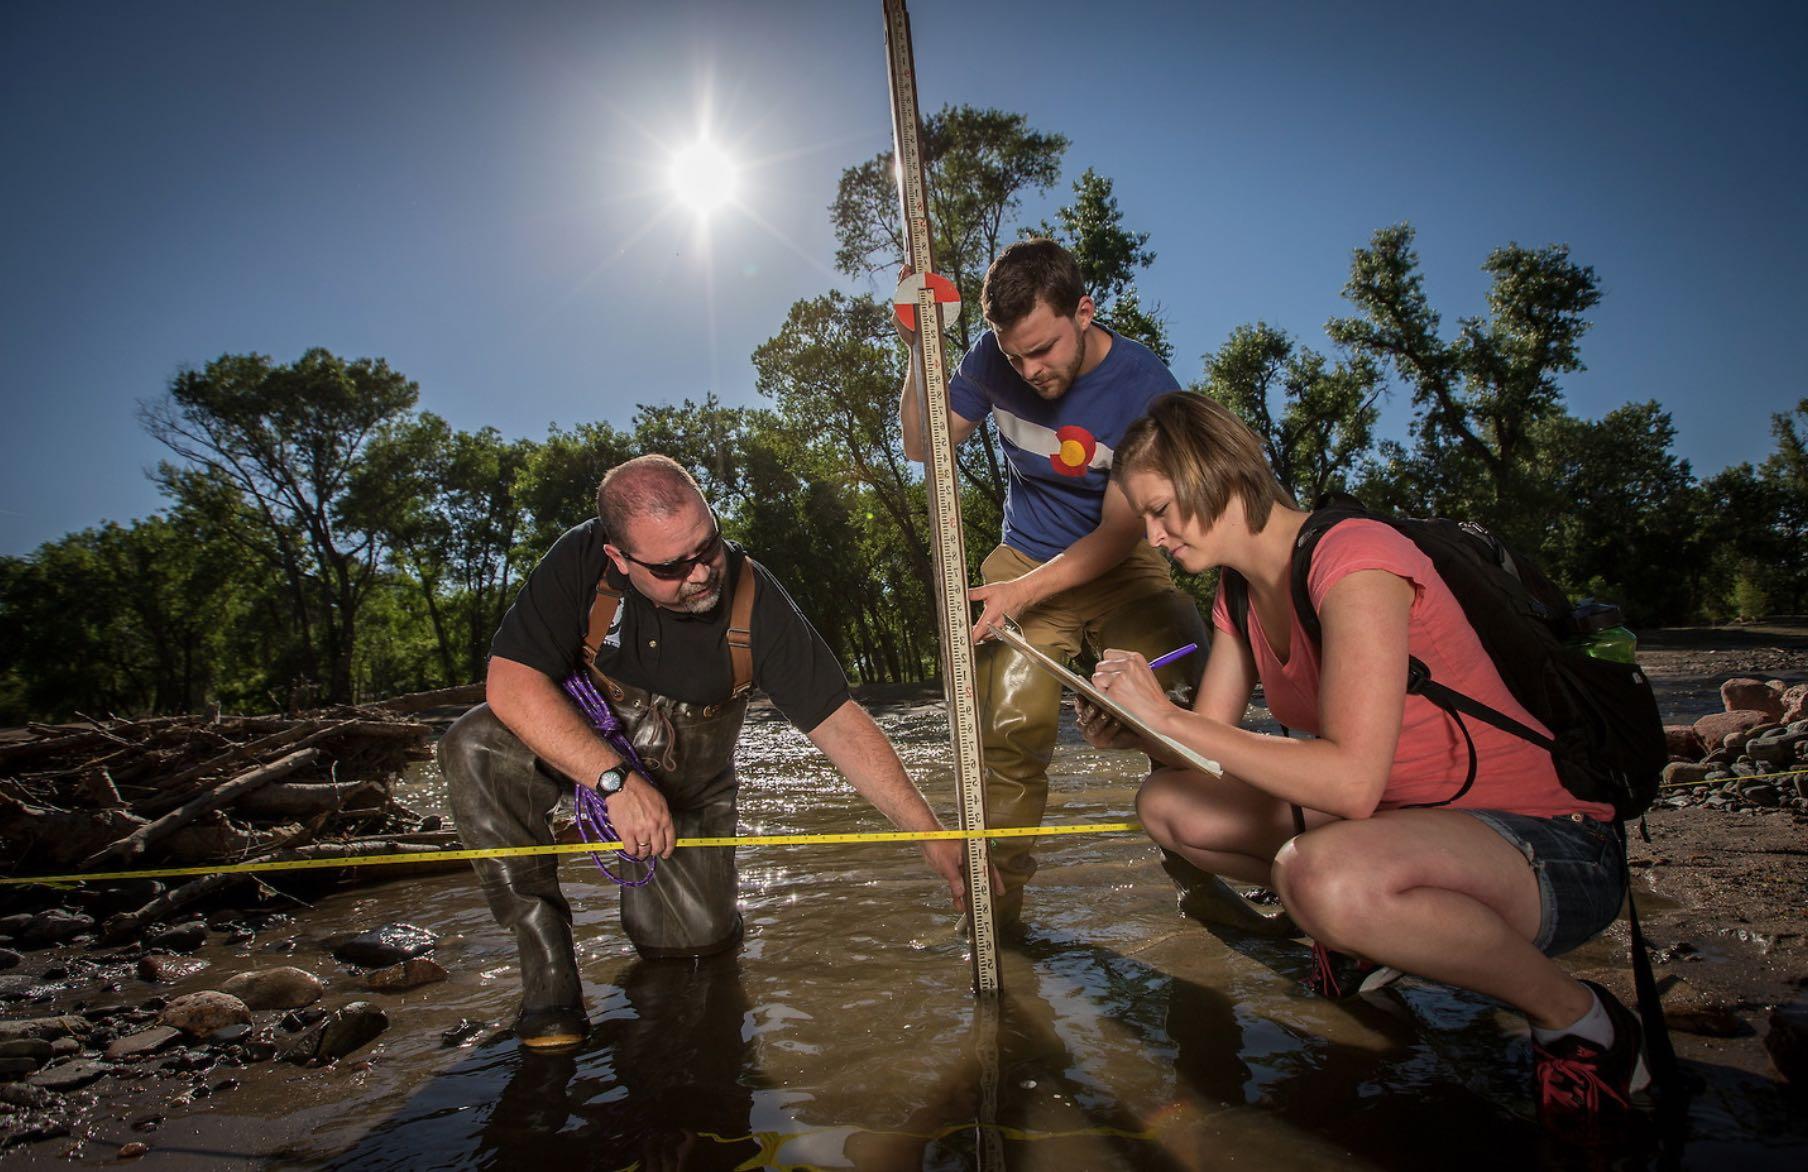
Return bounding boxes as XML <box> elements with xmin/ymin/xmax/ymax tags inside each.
<box><xmin>620</xmin><ymin>526</ymin><xmax>724</xmax><ymax>581</ymax></box>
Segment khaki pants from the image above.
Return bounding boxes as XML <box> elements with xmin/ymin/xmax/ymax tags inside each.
<box><xmin>976</xmin><ymin>542</ymin><xmax>1208</xmax><ymax>922</ymax></box>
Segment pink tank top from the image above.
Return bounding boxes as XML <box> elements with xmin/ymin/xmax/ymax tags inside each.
<box><xmin>1211</xmin><ymin>519</ymin><xmax>1613</xmax><ymax>819</ymax></box>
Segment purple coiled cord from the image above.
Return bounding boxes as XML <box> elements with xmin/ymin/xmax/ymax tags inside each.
<box><xmin>560</xmin><ymin>672</ymin><xmax>658</xmax><ymax>888</ymax></box>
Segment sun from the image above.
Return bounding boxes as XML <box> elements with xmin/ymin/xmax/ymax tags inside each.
<box><xmin>668</xmin><ymin>139</ymin><xmax>739</xmax><ymax>216</ymax></box>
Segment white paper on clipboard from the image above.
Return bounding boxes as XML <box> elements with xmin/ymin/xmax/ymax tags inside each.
<box><xmin>988</xmin><ymin>621</ymin><xmax>1223</xmax><ymax>777</ymax></box>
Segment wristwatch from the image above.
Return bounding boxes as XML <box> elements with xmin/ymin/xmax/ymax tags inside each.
<box><xmin>596</xmin><ymin>764</ymin><xmax>631</xmax><ymax>796</ymax></box>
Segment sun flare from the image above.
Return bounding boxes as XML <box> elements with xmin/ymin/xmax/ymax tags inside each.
<box><xmin>668</xmin><ymin>139</ymin><xmax>739</xmax><ymax>215</ymax></box>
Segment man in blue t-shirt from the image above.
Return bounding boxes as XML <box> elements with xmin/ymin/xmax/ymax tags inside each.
<box><xmin>897</xmin><ymin>238</ymin><xmax>1207</xmax><ymax>926</ymax></box>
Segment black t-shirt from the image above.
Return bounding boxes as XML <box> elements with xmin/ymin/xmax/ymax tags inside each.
<box><xmin>489</xmin><ymin>519</ymin><xmax>851</xmax><ymax>734</ymax></box>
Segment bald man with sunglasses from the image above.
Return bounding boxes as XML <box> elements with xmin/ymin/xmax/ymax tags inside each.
<box><xmin>441</xmin><ymin>454</ymin><xmax>970</xmax><ymax>1050</ymax></box>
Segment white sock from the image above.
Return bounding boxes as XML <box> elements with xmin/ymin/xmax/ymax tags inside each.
<box><xmin>1532</xmin><ymin>987</ymin><xmax>1614</xmax><ymax>1050</ymax></box>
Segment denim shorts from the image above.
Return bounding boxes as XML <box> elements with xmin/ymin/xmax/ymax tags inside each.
<box><xmin>1458</xmin><ymin>809</ymin><xmax>1626</xmax><ymax>957</ymax></box>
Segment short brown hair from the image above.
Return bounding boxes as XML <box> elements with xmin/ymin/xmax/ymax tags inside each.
<box><xmin>1113</xmin><ymin>391</ymin><xmax>1296</xmax><ymax>534</ymax></box>
<box><xmin>981</xmin><ymin>238</ymin><xmax>1084</xmax><ymax>330</ymax></box>
<box><xmin>595</xmin><ymin>454</ymin><xmax>707</xmax><ymax>540</ymax></box>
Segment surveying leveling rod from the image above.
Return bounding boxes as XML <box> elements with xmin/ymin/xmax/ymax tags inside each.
<box><xmin>880</xmin><ymin>0</ymin><xmax>1000</xmax><ymax>995</ymax></box>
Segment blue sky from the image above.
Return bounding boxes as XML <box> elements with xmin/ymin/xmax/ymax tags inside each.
<box><xmin>2</xmin><ymin>0</ymin><xmax>1802</xmax><ymax>555</ymax></box>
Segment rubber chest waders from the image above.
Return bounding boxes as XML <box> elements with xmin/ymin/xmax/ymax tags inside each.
<box><xmin>443</xmin><ymin>556</ymin><xmax>758</xmax><ymax>1006</ymax></box>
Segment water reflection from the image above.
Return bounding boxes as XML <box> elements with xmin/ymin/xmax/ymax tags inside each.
<box><xmin>316</xmin><ymin>924</ymin><xmax>1580</xmax><ymax>1171</ymax></box>
<box><xmin>238</xmin><ymin>708</ymin><xmax>1792</xmax><ymax>1170</ymax></box>
<box><xmin>326</xmin><ymin>953</ymin><xmax>763</xmax><ymax>1170</ymax></box>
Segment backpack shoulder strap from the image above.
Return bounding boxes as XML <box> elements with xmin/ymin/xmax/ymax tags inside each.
<box><xmin>1225</xmin><ymin>494</ymin><xmax>1361</xmax><ymax>651</ymax></box>
<box><xmin>581</xmin><ymin>571</ymin><xmax>624</xmax><ymax>668</ymax></box>
<box><xmin>727</xmin><ymin>555</ymin><xmax>756</xmax><ymax>698</ymax></box>
<box><xmin>1222</xmin><ymin>569</ymin><xmax>1251</xmax><ymax>647</ymax></box>
<box><xmin>1288</xmin><ymin>495</ymin><xmax>1368</xmax><ymax>650</ymax></box>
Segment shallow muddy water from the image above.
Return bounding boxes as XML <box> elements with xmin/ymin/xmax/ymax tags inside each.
<box><xmin>9</xmin><ymin>702</ymin><xmax>1806</xmax><ymax>1169</ymax></box>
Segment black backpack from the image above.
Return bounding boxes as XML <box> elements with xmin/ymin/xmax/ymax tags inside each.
<box><xmin>1222</xmin><ymin>494</ymin><xmax>1666</xmax><ymax>820</ymax></box>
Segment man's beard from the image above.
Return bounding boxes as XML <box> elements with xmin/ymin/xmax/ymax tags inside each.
<box><xmin>1035</xmin><ymin>326</ymin><xmax>1087</xmax><ymax>398</ymax></box>
<box><xmin>673</xmin><ymin>567</ymin><xmax>723</xmax><ymax>614</ymax></box>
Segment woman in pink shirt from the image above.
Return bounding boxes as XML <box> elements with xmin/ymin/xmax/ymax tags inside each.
<box><xmin>1083</xmin><ymin>391</ymin><xmax>1645</xmax><ymax>1127</ymax></box>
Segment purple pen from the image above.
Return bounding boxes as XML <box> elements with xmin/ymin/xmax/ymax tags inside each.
<box><xmin>1147</xmin><ymin>642</ymin><xmax>1199</xmax><ymax>670</ymax></box>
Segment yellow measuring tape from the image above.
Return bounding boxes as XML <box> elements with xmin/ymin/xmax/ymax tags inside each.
<box><xmin>1656</xmin><ymin>765</ymin><xmax>1808</xmax><ymax>790</ymax></box>
<box><xmin>0</xmin><ymin>822</ymin><xmax>1144</xmax><ymax>886</ymax></box>
<box><xmin>12</xmin><ymin>761</ymin><xmax>1800</xmax><ymax>887</ymax></box>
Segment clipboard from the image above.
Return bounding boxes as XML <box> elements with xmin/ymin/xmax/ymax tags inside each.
<box><xmin>988</xmin><ymin>621</ymin><xmax>1223</xmax><ymax>777</ymax></box>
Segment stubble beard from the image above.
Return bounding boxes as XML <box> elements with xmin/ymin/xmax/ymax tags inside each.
<box><xmin>1034</xmin><ymin>325</ymin><xmax>1088</xmax><ymax>399</ymax></box>
<box><xmin>674</xmin><ymin>567</ymin><xmax>723</xmax><ymax>614</ymax></box>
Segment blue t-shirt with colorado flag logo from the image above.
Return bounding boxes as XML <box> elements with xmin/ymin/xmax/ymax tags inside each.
<box><xmin>948</xmin><ymin>326</ymin><xmax>1180</xmax><ymax>562</ymax></box>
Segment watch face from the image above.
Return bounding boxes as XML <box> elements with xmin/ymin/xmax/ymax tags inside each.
<box><xmin>599</xmin><ymin>767</ymin><xmax>627</xmax><ymax>794</ymax></box>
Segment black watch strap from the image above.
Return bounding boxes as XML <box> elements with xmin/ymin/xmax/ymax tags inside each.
<box><xmin>596</xmin><ymin>764</ymin><xmax>631</xmax><ymax>795</ymax></box>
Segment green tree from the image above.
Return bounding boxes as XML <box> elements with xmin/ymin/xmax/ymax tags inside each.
<box><xmin>1531</xmin><ymin>402</ymin><xmax>1700</xmax><ymax>624</ymax></box>
<box><xmin>832</xmin><ymin>105</ymin><xmax>1069</xmax><ymax>510</ymax></box>
<box><xmin>1757</xmin><ymin>397</ymin><xmax>1808</xmax><ymax>610</ymax></box>
<box><xmin>1199</xmin><ymin>323</ymin><xmax>1382</xmax><ymax>506</ymax></box>
<box><xmin>753</xmin><ymin>292</ymin><xmax>941</xmax><ymax>589</ymax></box>
<box><xmin>383</xmin><ymin>417</ymin><xmax>536</xmax><ymax>685</ymax></box>
<box><xmin>513</xmin><ymin>420</ymin><xmax>637</xmax><ymax>554</ymax></box>
<box><xmin>141</xmin><ymin>348</ymin><xmax>423</xmax><ymax>703</ymax></box>
<box><xmin>833</xmin><ymin>105</ymin><xmax>1068</xmax><ymax>350</ymax></box>
<box><xmin>1695</xmin><ymin>398</ymin><xmax>1808</xmax><ymax>617</ymax></box>
<box><xmin>1033</xmin><ymin>168</ymin><xmax>1171</xmax><ymax>361</ymax></box>
<box><xmin>1328</xmin><ymin>224</ymin><xmax>1602</xmax><ymax>533</ymax></box>
<box><xmin>0</xmin><ymin>514</ymin><xmax>252</xmax><ymax>718</ymax></box>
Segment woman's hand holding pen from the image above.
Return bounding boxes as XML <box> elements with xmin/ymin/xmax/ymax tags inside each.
<box><xmin>1090</xmin><ymin>648</ymin><xmax>1172</xmax><ymax>727</ymax></box>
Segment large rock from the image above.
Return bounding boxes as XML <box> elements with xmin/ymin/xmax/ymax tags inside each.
<box><xmin>1782</xmin><ymin>684</ymin><xmax>1808</xmax><ymax>725</ymax></box>
<box><xmin>1694</xmin><ymin>709</ymin><xmax>1771</xmax><ymax>750</ymax></box>
<box><xmin>1661</xmin><ymin>761</ymin><xmax>1715</xmax><ymax>788</ymax></box>
<box><xmin>0</xmin><ymin>973</ymin><xmax>43</xmax><ymax>1001</ymax></box>
<box><xmin>364</xmin><ymin>957</ymin><xmax>447</xmax><ymax>993</ymax></box>
<box><xmin>0</xmin><ymin>948</ymin><xmax>20</xmax><ymax>971</ymax></box>
<box><xmin>16</xmin><ymin>909</ymin><xmax>95</xmax><ymax>949</ymax></box>
<box><xmin>1720</xmin><ymin>678</ymin><xmax>1784</xmax><ymax>720</ymax></box>
<box><xmin>0</xmin><ymin>1016</ymin><xmax>88</xmax><ymax>1044</ymax></box>
<box><xmin>146</xmin><ymin>921</ymin><xmax>207</xmax><ymax>954</ymax></box>
<box><xmin>1765</xmin><ymin>1001</ymin><xmax>1808</xmax><ymax>1084</ymax></box>
<box><xmin>104</xmin><ymin>1027</ymin><xmax>183</xmax><ymax>1061</ymax></box>
<box><xmin>0</xmin><ymin>1038</ymin><xmax>55</xmax><ymax>1065</ymax></box>
<box><xmin>331</xmin><ymin>924</ymin><xmax>437</xmax><ymax>968</ymax></box>
<box><xmin>1662</xmin><ymin>724</ymin><xmax>1704</xmax><ymax>760</ymax></box>
<box><xmin>0</xmin><ymin>1082</ymin><xmax>54</xmax><ymax>1108</ymax></box>
<box><xmin>281</xmin><ymin>1001</ymin><xmax>389</xmax><ymax>1064</ymax></box>
<box><xmin>158</xmin><ymin>992</ymin><xmax>251</xmax><ymax>1038</ymax></box>
<box><xmin>1746</xmin><ymin>730</ymin><xmax>1807</xmax><ymax>768</ymax></box>
<box><xmin>220</xmin><ymin>967</ymin><xmax>322</xmax><ymax>1011</ymax></box>
<box><xmin>137</xmin><ymin>955</ymin><xmax>208</xmax><ymax>983</ymax></box>
<box><xmin>28</xmin><ymin>1058</ymin><xmax>113</xmax><ymax>1091</ymax></box>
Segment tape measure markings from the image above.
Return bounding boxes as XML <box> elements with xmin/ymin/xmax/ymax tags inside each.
<box><xmin>0</xmin><ymin>822</ymin><xmax>1145</xmax><ymax>886</ymax></box>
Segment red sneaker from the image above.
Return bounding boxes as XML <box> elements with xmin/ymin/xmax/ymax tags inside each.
<box><xmin>1304</xmin><ymin>940</ymin><xmax>1403</xmax><ymax>999</ymax></box>
<box><xmin>1533</xmin><ymin>981</ymin><xmax>1651</xmax><ymax>1126</ymax></box>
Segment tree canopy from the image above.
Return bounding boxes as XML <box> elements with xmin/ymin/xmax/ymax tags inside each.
<box><xmin>3</xmin><ymin>127</ymin><xmax>1799</xmax><ymax>722</ymax></box>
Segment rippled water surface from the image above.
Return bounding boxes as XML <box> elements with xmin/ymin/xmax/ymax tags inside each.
<box><xmin>41</xmin><ymin>701</ymin><xmax>1802</xmax><ymax>1170</ymax></box>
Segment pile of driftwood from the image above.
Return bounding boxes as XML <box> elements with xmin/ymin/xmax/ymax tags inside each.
<box><xmin>0</xmin><ymin>684</ymin><xmax>483</xmax><ymax>945</ymax></box>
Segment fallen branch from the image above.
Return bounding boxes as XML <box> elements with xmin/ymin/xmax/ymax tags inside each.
<box><xmin>99</xmin><ymin>871</ymin><xmax>247</xmax><ymax>944</ymax></box>
<box><xmin>232</xmin><ymin>780</ymin><xmax>385</xmax><ymax>821</ymax></box>
<box><xmin>133</xmin><ymin>722</ymin><xmax>337</xmax><ymax>816</ymax></box>
<box><xmin>370</xmin><ymin>683</ymin><xmax>485</xmax><ymax>714</ymax></box>
<box><xmin>82</xmin><ymin>747</ymin><xmax>323</xmax><ymax>870</ymax></box>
